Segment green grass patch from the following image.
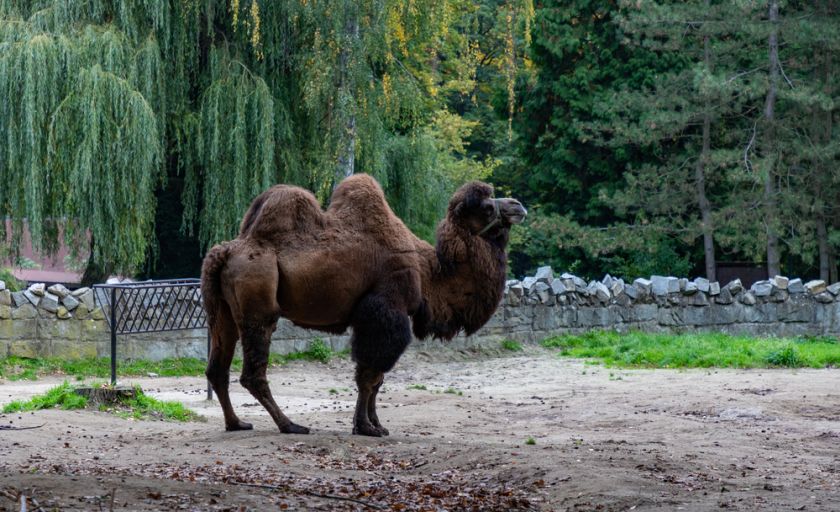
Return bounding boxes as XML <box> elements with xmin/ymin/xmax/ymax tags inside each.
<box><xmin>443</xmin><ymin>387</ymin><xmax>463</xmax><ymax>396</ymax></box>
<box><xmin>106</xmin><ymin>386</ymin><xmax>202</xmax><ymax>422</ymax></box>
<box><xmin>2</xmin><ymin>382</ymin><xmax>88</xmax><ymax>413</ymax></box>
<box><xmin>0</xmin><ymin>339</ymin><xmax>346</xmax><ymax>381</ymax></box>
<box><xmin>540</xmin><ymin>331</ymin><xmax>840</xmax><ymax>369</ymax></box>
<box><xmin>525</xmin><ymin>437</ymin><xmax>536</xmax><ymax>445</ymax></box>
<box><xmin>501</xmin><ymin>339</ymin><xmax>523</xmax><ymax>352</ymax></box>
<box><xmin>407</xmin><ymin>384</ymin><xmax>427</xmax><ymax>390</ymax></box>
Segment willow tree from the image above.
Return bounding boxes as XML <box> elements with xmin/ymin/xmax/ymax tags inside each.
<box><xmin>1</xmin><ymin>0</ymin><xmax>493</xmax><ymax>280</ymax></box>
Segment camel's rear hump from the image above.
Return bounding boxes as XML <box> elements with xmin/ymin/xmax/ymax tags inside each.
<box><xmin>239</xmin><ymin>185</ymin><xmax>326</xmax><ymax>244</ymax></box>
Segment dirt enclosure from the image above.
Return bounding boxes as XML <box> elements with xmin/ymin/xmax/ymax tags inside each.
<box><xmin>1</xmin><ymin>347</ymin><xmax>838</xmax><ymax>511</ymax></box>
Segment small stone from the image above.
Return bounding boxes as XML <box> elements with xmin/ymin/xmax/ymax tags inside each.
<box><xmin>815</xmin><ymin>292</ymin><xmax>834</xmax><ymax>304</ymax></box>
<box><xmin>623</xmin><ymin>283</ymin><xmax>639</xmax><ymax>300</ymax></box>
<box><xmin>77</xmin><ymin>289</ymin><xmax>95</xmax><ymax>309</ymax></box>
<box><xmin>0</xmin><ymin>304</ymin><xmax>10</xmax><ymax>319</ymax></box>
<box><xmin>0</xmin><ymin>289</ymin><xmax>10</xmax><ymax>306</ymax></box>
<box><xmin>601</xmin><ymin>274</ymin><xmax>614</xmax><ymax>287</ymax></box>
<box><xmin>23</xmin><ymin>290</ymin><xmax>40</xmax><ymax>307</ymax></box>
<box><xmin>805</xmin><ymin>280</ymin><xmax>827</xmax><ymax>295</ymax></box>
<box><xmin>56</xmin><ymin>306</ymin><xmax>71</xmax><ymax>319</ymax></box>
<box><xmin>633</xmin><ymin>278</ymin><xmax>652</xmax><ymax>293</ymax></box>
<box><xmin>588</xmin><ymin>281</ymin><xmax>611</xmax><ymax>302</ymax></box>
<box><xmin>521</xmin><ymin>276</ymin><xmax>538</xmax><ymax>294</ymax></box>
<box><xmin>534</xmin><ymin>266</ymin><xmax>553</xmax><ymax>283</ymax></box>
<box><xmin>28</xmin><ymin>283</ymin><xmax>46</xmax><ymax>296</ymax></box>
<box><xmin>771</xmin><ymin>275</ymin><xmax>789</xmax><ymax>290</ymax></box>
<box><xmin>788</xmin><ymin>278</ymin><xmax>805</xmax><ymax>294</ymax></box>
<box><xmin>509</xmin><ymin>283</ymin><xmax>524</xmax><ymax>298</ymax></box>
<box><xmin>71</xmin><ymin>286</ymin><xmax>91</xmax><ymax>297</ymax></box>
<box><xmin>47</xmin><ymin>283</ymin><xmax>71</xmax><ymax>298</ymax></box>
<box><xmin>739</xmin><ymin>291</ymin><xmax>756</xmax><ymax>305</ymax></box>
<box><xmin>75</xmin><ymin>303</ymin><xmax>90</xmax><ymax>320</ymax></box>
<box><xmin>651</xmin><ymin>275</ymin><xmax>676</xmax><ymax>296</ymax></box>
<box><xmin>726</xmin><ymin>279</ymin><xmax>743</xmax><ymax>295</ymax></box>
<box><xmin>827</xmin><ymin>282</ymin><xmax>840</xmax><ymax>296</ymax></box>
<box><xmin>694</xmin><ymin>277</ymin><xmax>710</xmax><ymax>293</ymax></box>
<box><xmin>506</xmin><ymin>292</ymin><xmax>521</xmax><ymax>306</ymax></box>
<box><xmin>11</xmin><ymin>291</ymin><xmax>27</xmax><ymax>307</ymax></box>
<box><xmin>90</xmin><ymin>307</ymin><xmax>106</xmax><ymax>320</ymax></box>
<box><xmin>610</xmin><ymin>281</ymin><xmax>624</xmax><ymax>298</ymax></box>
<box><xmin>550</xmin><ymin>278</ymin><xmax>566</xmax><ymax>296</ymax></box>
<box><xmin>683</xmin><ymin>282</ymin><xmax>699</xmax><ymax>295</ymax></box>
<box><xmin>0</xmin><ymin>280</ymin><xmax>5</xmax><ymax>291</ymax></box>
<box><xmin>11</xmin><ymin>304</ymin><xmax>37</xmax><ymax>319</ymax></box>
<box><xmin>678</xmin><ymin>278</ymin><xmax>689</xmax><ymax>291</ymax></box>
<box><xmin>691</xmin><ymin>292</ymin><xmax>709</xmax><ymax>306</ymax></box>
<box><xmin>709</xmin><ymin>282</ymin><xmax>721</xmax><ymax>296</ymax></box>
<box><xmin>62</xmin><ymin>294</ymin><xmax>80</xmax><ymax>311</ymax></box>
<box><xmin>770</xmin><ymin>289</ymin><xmax>788</xmax><ymax>302</ymax></box>
<box><xmin>751</xmin><ymin>280</ymin><xmax>773</xmax><ymax>297</ymax></box>
<box><xmin>534</xmin><ymin>282</ymin><xmax>552</xmax><ymax>303</ymax></box>
<box><xmin>39</xmin><ymin>292</ymin><xmax>60</xmax><ymax>313</ymax></box>
<box><xmin>715</xmin><ymin>287</ymin><xmax>733</xmax><ymax>304</ymax></box>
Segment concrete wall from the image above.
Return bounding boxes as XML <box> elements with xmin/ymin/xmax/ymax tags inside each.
<box><xmin>1</xmin><ymin>270</ymin><xmax>839</xmax><ymax>361</ymax></box>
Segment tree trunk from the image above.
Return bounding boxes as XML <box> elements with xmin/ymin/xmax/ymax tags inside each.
<box><xmin>334</xmin><ymin>7</ymin><xmax>359</xmax><ymax>188</ymax></box>
<box><xmin>817</xmin><ymin>216</ymin><xmax>830</xmax><ymax>282</ymax></box>
<box><xmin>80</xmin><ymin>237</ymin><xmax>112</xmax><ymax>287</ymax></box>
<box><xmin>696</xmin><ymin>8</ymin><xmax>716</xmax><ymax>281</ymax></box>
<box><xmin>763</xmin><ymin>0</ymin><xmax>781</xmax><ymax>278</ymax></box>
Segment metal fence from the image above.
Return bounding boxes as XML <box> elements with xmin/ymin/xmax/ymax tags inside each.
<box><xmin>93</xmin><ymin>279</ymin><xmax>211</xmax><ymax>398</ymax></box>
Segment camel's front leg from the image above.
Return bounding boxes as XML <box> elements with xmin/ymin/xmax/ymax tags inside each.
<box><xmin>352</xmin><ymin>366</ymin><xmax>384</xmax><ymax>437</ymax></box>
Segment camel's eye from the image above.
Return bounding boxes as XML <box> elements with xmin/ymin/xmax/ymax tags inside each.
<box><xmin>482</xmin><ymin>201</ymin><xmax>495</xmax><ymax>215</ymax></box>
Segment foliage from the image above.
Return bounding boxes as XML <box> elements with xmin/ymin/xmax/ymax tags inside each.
<box><xmin>501</xmin><ymin>339</ymin><xmax>523</xmax><ymax>351</ymax></box>
<box><xmin>0</xmin><ymin>268</ymin><xmax>24</xmax><ymax>292</ymax></box>
<box><xmin>525</xmin><ymin>436</ymin><xmax>535</xmax><ymax>445</ymax></box>
<box><xmin>109</xmin><ymin>385</ymin><xmax>202</xmax><ymax>422</ymax></box>
<box><xmin>2</xmin><ymin>382</ymin><xmax>87</xmax><ymax>413</ymax></box>
<box><xmin>541</xmin><ymin>331</ymin><xmax>840</xmax><ymax>369</ymax></box>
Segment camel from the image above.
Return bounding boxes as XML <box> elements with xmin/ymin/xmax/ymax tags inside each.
<box><xmin>200</xmin><ymin>174</ymin><xmax>526</xmax><ymax>436</ymax></box>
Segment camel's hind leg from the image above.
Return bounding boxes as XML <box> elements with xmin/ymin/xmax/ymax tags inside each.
<box><xmin>206</xmin><ymin>302</ymin><xmax>252</xmax><ymax>431</ymax></box>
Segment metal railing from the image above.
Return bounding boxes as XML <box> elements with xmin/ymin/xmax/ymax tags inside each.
<box><xmin>93</xmin><ymin>279</ymin><xmax>212</xmax><ymax>398</ymax></box>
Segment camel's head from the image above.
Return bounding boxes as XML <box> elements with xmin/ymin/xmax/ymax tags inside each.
<box><xmin>447</xmin><ymin>181</ymin><xmax>527</xmax><ymax>238</ymax></box>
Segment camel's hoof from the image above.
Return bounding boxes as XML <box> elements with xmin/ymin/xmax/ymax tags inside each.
<box><xmin>374</xmin><ymin>425</ymin><xmax>389</xmax><ymax>436</ymax></box>
<box><xmin>225</xmin><ymin>420</ymin><xmax>253</xmax><ymax>431</ymax></box>
<box><xmin>352</xmin><ymin>423</ymin><xmax>383</xmax><ymax>437</ymax></box>
<box><xmin>281</xmin><ymin>422</ymin><xmax>310</xmax><ymax>434</ymax></box>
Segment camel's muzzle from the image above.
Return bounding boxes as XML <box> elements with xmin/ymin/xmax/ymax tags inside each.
<box><xmin>497</xmin><ymin>198</ymin><xmax>527</xmax><ymax>224</ymax></box>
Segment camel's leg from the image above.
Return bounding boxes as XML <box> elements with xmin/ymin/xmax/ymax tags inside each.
<box><xmin>239</xmin><ymin>322</ymin><xmax>310</xmax><ymax>434</ymax></box>
<box><xmin>367</xmin><ymin>372</ymin><xmax>388</xmax><ymax>436</ymax></box>
<box><xmin>352</xmin><ymin>366</ymin><xmax>383</xmax><ymax>437</ymax></box>
<box><xmin>205</xmin><ymin>303</ymin><xmax>251</xmax><ymax>431</ymax></box>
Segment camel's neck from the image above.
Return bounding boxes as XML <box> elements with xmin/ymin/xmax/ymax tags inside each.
<box><xmin>413</xmin><ymin>221</ymin><xmax>508</xmax><ymax>340</ymax></box>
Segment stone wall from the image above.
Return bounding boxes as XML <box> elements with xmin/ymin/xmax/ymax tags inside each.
<box><xmin>1</xmin><ymin>268</ymin><xmax>839</xmax><ymax>361</ymax></box>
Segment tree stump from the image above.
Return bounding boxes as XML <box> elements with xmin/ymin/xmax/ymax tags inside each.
<box><xmin>74</xmin><ymin>386</ymin><xmax>138</xmax><ymax>407</ymax></box>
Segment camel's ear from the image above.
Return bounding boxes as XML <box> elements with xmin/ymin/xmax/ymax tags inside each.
<box><xmin>449</xmin><ymin>182</ymin><xmax>492</xmax><ymax>221</ymax></box>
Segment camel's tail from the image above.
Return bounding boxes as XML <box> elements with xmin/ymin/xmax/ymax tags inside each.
<box><xmin>201</xmin><ymin>243</ymin><xmax>231</xmax><ymax>333</ymax></box>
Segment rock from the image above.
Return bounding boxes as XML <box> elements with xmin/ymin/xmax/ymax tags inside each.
<box><xmin>11</xmin><ymin>291</ymin><xmax>27</xmax><ymax>307</ymax></box>
<box><xmin>550</xmin><ymin>278</ymin><xmax>566</xmax><ymax>296</ymax></box>
<box><xmin>47</xmin><ymin>283</ymin><xmax>71</xmax><ymax>298</ymax></box>
<box><xmin>509</xmin><ymin>283</ymin><xmax>524</xmax><ymax>298</ymax></box>
<box><xmin>588</xmin><ymin>281</ymin><xmax>611</xmax><ymax>302</ymax></box>
<box><xmin>610</xmin><ymin>281</ymin><xmax>624</xmax><ymax>298</ymax></box>
<box><xmin>39</xmin><ymin>292</ymin><xmax>60</xmax><ymax>313</ymax></box>
<box><xmin>11</xmin><ymin>304</ymin><xmax>37</xmax><ymax>319</ymax></box>
<box><xmin>651</xmin><ymin>275</ymin><xmax>679</xmax><ymax>296</ymax></box>
<box><xmin>815</xmin><ymin>292</ymin><xmax>834</xmax><ymax>303</ymax></box>
<box><xmin>0</xmin><ymin>289</ymin><xmax>10</xmax><ymax>306</ymax></box>
<box><xmin>827</xmin><ymin>282</ymin><xmax>840</xmax><ymax>296</ymax></box>
<box><xmin>633</xmin><ymin>278</ymin><xmax>652</xmax><ymax>293</ymax></box>
<box><xmin>770</xmin><ymin>289</ymin><xmax>788</xmax><ymax>302</ymax></box>
<box><xmin>506</xmin><ymin>292</ymin><xmax>521</xmax><ymax>306</ymax></box>
<box><xmin>623</xmin><ymin>283</ymin><xmax>639</xmax><ymax>300</ymax></box>
<box><xmin>90</xmin><ymin>307</ymin><xmax>106</xmax><ymax>321</ymax></box>
<box><xmin>694</xmin><ymin>277</ymin><xmax>710</xmax><ymax>293</ymax></box>
<box><xmin>61</xmin><ymin>294</ymin><xmax>80</xmax><ymax>311</ymax></box>
<box><xmin>534</xmin><ymin>266</ymin><xmax>553</xmax><ymax>283</ymax></box>
<box><xmin>771</xmin><ymin>275</ymin><xmax>789</xmax><ymax>290</ymax></box>
<box><xmin>709</xmin><ymin>282</ymin><xmax>721</xmax><ymax>296</ymax></box>
<box><xmin>678</xmin><ymin>278</ymin><xmax>689</xmax><ymax>291</ymax></box>
<box><xmin>534</xmin><ymin>282</ymin><xmax>552</xmax><ymax>303</ymax></box>
<box><xmin>74</xmin><ymin>303</ymin><xmax>90</xmax><ymax>320</ymax></box>
<box><xmin>28</xmin><ymin>283</ymin><xmax>46</xmax><ymax>296</ymax></box>
<box><xmin>77</xmin><ymin>289</ymin><xmax>95</xmax><ymax>309</ymax></box>
<box><xmin>601</xmin><ymin>274</ymin><xmax>614</xmax><ymax>287</ymax></box>
<box><xmin>23</xmin><ymin>290</ymin><xmax>40</xmax><ymax>307</ymax></box>
<box><xmin>0</xmin><ymin>280</ymin><xmax>5</xmax><ymax>291</ymax></box>
<box><xmin>751</xmin><ymin>280</ymin><xmax>773</xmax><ymax>297</ymax></box>
<box><xmin>726</xmin><ymin>279</ymin><xmax>743</xmax><ymax>295</ymax></box>
<box><xmin>805</xmin><ymin>280</ymin><xmax>827</xmax><ymax>295</ymax></box>
<box><xmin>691</xmin><ymin>292</ymin><xmax>709</xmax><ymax>306</ymax></box>
<box><xmin>56</xmin><ymin>306</ymin><xmax>71</xmax><ymax>319</ymax></box>
<box><xmin>788</xmin><ymin>278</ymin><xmax>805</xmax><ymax>294</ymax></box>
<box><xmin>715</xmin><ymin>287</ymin><xmax>733</xmax><ymax>304</ymax></box>
<box><xmin>739</xmin><ymin>291</ymin><xmax>756</xmax><ymax>306</ymax></box>
<box><xmin>71</xmin><ymin>286</ymin><xmax>91</xmax><ymax>297</ymax></box>
<box><xmin>521</xmin><ymin>276</ymin><xmax>538</xmax><ymax>294</ymax></box>
<box><xmin>0</xmin><ymin>305</ymin><xmax>9</xmax><ymax>319</ymax></box>
<box><xmin>683</xmin><ymin>281</ymin><xmax>699</xmax><ymax>295</ymax></box>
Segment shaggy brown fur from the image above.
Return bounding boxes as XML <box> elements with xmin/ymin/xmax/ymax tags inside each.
<box><xmin>201</xmin><ymin>174</ymin><xmax>526</xmax><ymax>436</ymax></box>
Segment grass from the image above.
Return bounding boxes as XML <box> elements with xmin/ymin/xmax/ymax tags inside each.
<box><xmin>541</xmin><ymin>331</ymin><xmax>840</xmax><ymax>369</ymax></box>
<box><xmin>2</xmin><ymin>382</ymin><xmax>200</xmax><ymax>422</ymax></box>
<box><xmin>2</xmin><ymin>382</ymin><xmax>87</xmax><ymax>413</ymax></box>
<box><xmin>525</xmin><ymin>437</ymin><xmax>536</xmax><ymax>445</ymax></box>
<box><xmin>407</xmin><ymin>384</ymin><xmax>428</xmax><ymax>390</ymax></box>
<box><xmin>0</xmin><ymin>339</ymin><xmax>345</xmax><ymax>381</ymax></box>
<box><xmin>443</xmin><ymin>387</ymin><xmax>463</xmax><ymax>396</ymax></box>
<box><xmin>501</xmin><ymin>339</ymin><xmax>523</xmax><ymax>352</ymax></box>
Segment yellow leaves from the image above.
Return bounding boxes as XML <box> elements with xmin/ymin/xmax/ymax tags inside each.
<box><xmin>229</xmin><ymin>0</ymin><xmax>263</xmax><ymax>60</ymax></box>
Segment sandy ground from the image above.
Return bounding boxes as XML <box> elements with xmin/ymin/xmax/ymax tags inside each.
<box><xmin>1</xmin><ymin>347</ymin><xmax>838</xmax><ymax>511</ymax></box>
